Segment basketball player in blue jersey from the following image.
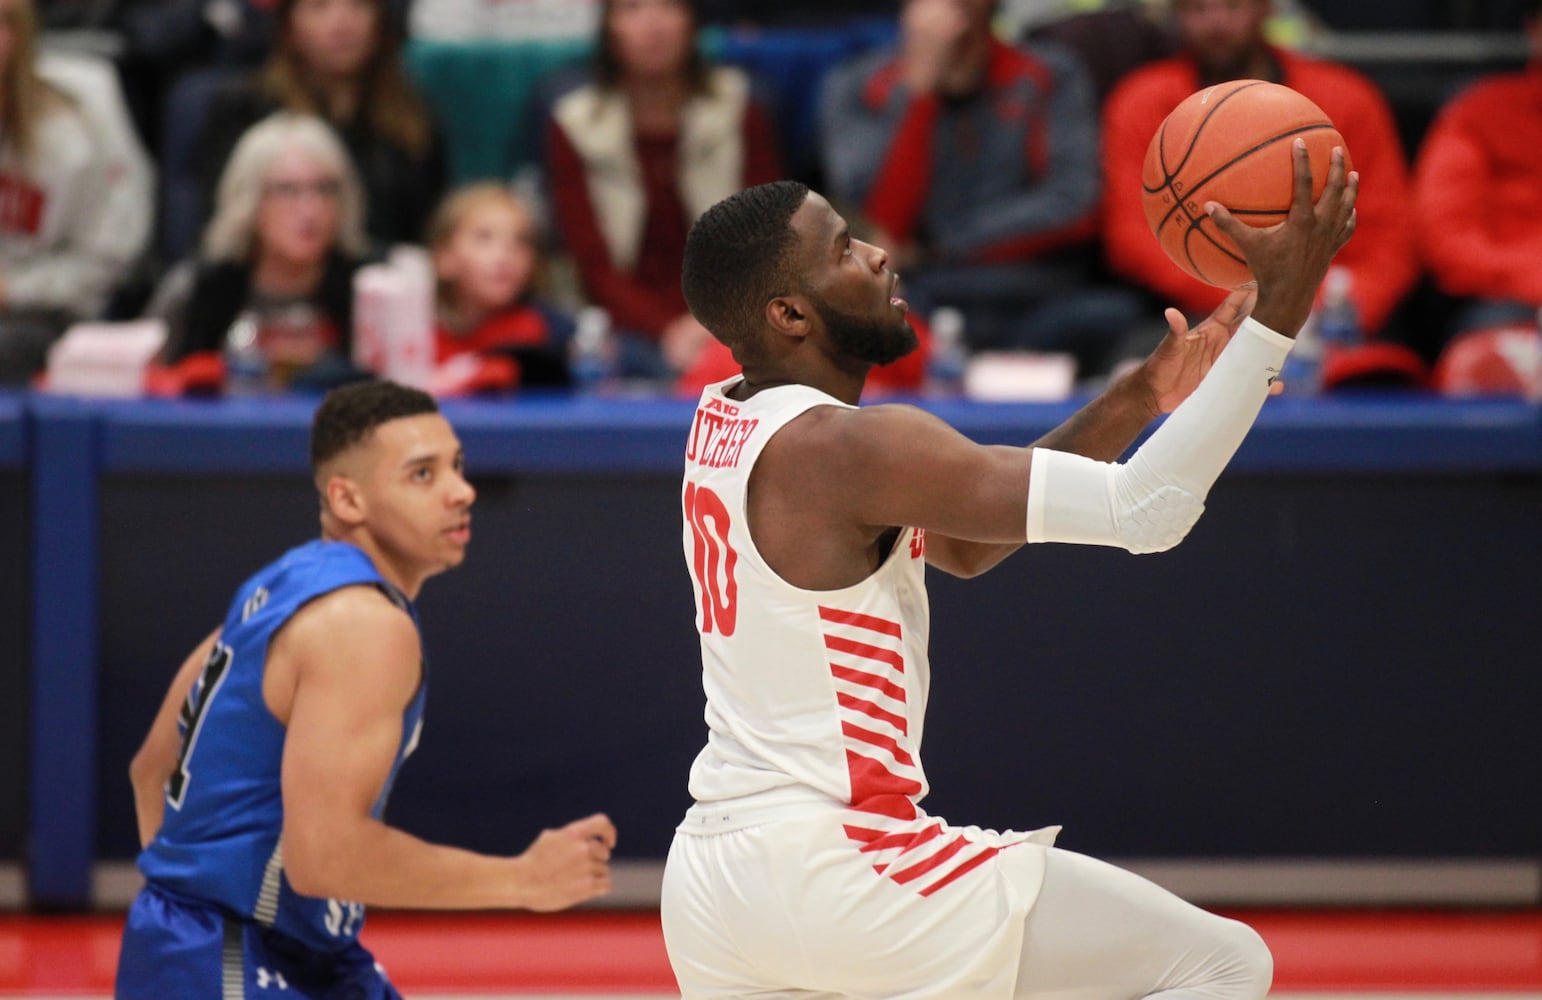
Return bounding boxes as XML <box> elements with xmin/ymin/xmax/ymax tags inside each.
<box><xmin>663</xmin><ymin>144</ymin><xmax>1356</xmax><ymax>999</ymax></box>
<box><xmin>117</xmin><ymin>381</ymin><xmax>616</xmax><ymax>999</ymax></box>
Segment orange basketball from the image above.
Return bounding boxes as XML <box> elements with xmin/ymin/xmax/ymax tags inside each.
<box><xmin>1141</xmin><ymin>80</ymin><xmax>1349</xmax><ymax>289</ymax></box>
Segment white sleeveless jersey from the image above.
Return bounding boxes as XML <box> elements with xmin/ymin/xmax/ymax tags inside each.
<box><xmin>681</xmin><ymin>376</ymin><xmax>932</xmax><ymax>812</ymax></box>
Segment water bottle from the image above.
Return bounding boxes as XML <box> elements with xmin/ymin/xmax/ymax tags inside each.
<box><xmin>1280</xmin><ymin>311</ymin><xmax>1323</xmax><ymax>397</ymax></box>
<box><xmin>924</xmin><ymin>306</ymin><xmax>968</xmax><ymax>398</ymax></box>
<box><xmin>224</xmin><ymin>311</ymin><xmax>269</xmax><ymax>397</ymax></box>
<box><xmin>1316</xmin><ymin>266</ymin><xmax>1361</xmax><ymax>356</ymax></box>
<box><xmin>1282</xmin><ymin>267</ymin><xmax>1358</xmax><ymax>397</ymax></box>
<box><xmin>568</xmin><ymin>306</ymin><xmax>617</xmax><ymax>396</ymax></box>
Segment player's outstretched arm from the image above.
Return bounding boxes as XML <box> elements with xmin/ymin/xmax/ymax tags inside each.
<box><xmin>1032</xmin><ymin>139</ymin><xmax>1353</xmax><ymax>463</ymax></box>
<box><xmin>818</xmin><ymin>142</ymin><xmax>1357</xmax><ymax>576</ymax></box>
<box><xmin>922</xmin><ymin>290</ymin><xmax>1260</xmax><ymax>576</ymax></box>
<box><xmin>129</xmin><ymin>627</ymin><xmax>222</xmax><ymax>848</ymax></box>
<box><xmin>1022</xmin><ymin>139</ymin><xmax>1352</xmax><ymax>464</ymax></box>
<box><xmin>1021</xmin><ymin>140</ymin><xmax>1355</xmax><ymax>552</ymax></box>
<box><xmin>277</xmin><ymin>587</ymin><xmax>614</xmax><ymax>911</ymax></box>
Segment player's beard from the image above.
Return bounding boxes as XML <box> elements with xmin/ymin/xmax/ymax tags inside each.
<box><xmin>814</xmin><ymin>298</ymin><xmax>919</xmax><ymax>367</ymax></box>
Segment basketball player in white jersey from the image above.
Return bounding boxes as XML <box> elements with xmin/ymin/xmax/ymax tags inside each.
<box><xmin>663</xmin><ymin>141</ymin><xmax>1356</xmax><ymax>1000</ymax></box>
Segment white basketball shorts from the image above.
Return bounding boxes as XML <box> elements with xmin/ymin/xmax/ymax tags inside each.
<box><xmin>662</xmin><ymin>798</ymin><xmax>1058</xmax><ymax>1000</ymax></box>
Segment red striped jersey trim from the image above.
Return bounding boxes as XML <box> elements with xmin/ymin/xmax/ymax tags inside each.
<box><xmin>827</xmin><ymin>626</ymin><xmax>919</xmax><ymax>798</ymax></box>
<box><xmin>920</xmin><ymin>845</ymin><xmax>1001</xmax><ymax>897</ymax></box>
<box><xmin>855</xmin><ymin>822</ymin><xmax>944</xmax><ymax>856</ymax></box>
<box><xmin>822</xmin><ymin>601</ymin><xmax>996</xmax><ymax>898</ymax></box>
<box><xmin>841</xmin><ymin>721</ymin><xmax>915</xmax><ymax>766</ymax></box>
<box><xmin>846</xmin><ymin>791</ymin><xmax>918</xmax><ymax>821</ymax></box>
<box><xmin>825</xmin><ymin>604</ymin><xmax>938</xmax><ymax>877</ymax></box>
<box><xmin>830</xmin><ymin>664</ymin><xmax>906</xmax><ymax>703</ymax></box>
<box><xmin>836</xmin><ymin>692</ymin><xmax>908</xmax><ymax>734</ymax></box>
<box><xmin>818</xmin><ymin>606</ymin><xmax>904</xmax><ymax>638</ymax></box>
<box><xmin>889</xmin><ymin>834</ymin><xmax>970</xmax><ymax>885</ymax></box>
<box><xmin>844</xmin><ymin>752</ymin><xmax>922</xmax><ymax>801</ymax></box>
<box><xmin>825</xmin><ymin>634</ymin><xmax>905</xmax><ymax>673</ymax></box>
<box><xmin>841</xmin><ymin>812</ymin><xmax>1009</xmax><ymax>898</ymax></box>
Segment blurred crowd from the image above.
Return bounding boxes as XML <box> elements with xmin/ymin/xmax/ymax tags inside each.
<box><xmin>4</xmin><ymin>0</ymin><xmax>1541</xmax><ymax>397</ymax></box>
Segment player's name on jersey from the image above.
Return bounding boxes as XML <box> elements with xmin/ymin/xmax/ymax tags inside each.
<box><xmin>686</xmin><ymin>397</ymin><xmax>759</xmax><ymax>470</ymax></box>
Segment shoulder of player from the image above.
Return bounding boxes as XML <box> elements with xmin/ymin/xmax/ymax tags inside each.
<box><xmin>769</xmin><ymin>401</ymin><xmax>943</xmax><ymax>471</ymax></box>
<box><xmin>283</xmin><ymin>585</ymin><xmax>418</xmax><ymax>662</ymax></box>
<box><xmin>264</xmin><ymin>584</ymin><xmax>420</xmax><ymax>718</ymax></box>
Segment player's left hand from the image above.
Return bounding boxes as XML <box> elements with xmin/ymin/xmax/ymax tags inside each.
<box><xmin>1138</xmin><ymin>287</ymin><xmax>1280</xmax><ymax>414</ymax></box>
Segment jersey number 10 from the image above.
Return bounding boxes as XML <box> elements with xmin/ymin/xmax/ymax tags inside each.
<box><xmin>684</xmin><ymin>483</ymin><xmax>739</xmax><ymax>636</ymax></box>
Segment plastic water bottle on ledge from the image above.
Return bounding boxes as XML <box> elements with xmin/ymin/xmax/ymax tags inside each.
<box><xmin>1282</xmin><ymin>266</ymin><xmax>1358</xmax><ymax>397</ymax></box>
<box><xmin>924</xmin><ymin>306</ymin><xmax>968</xmax><ymax>398</ymax></box>
<box><xmin>569</xmin><ymin>306</ymin><xmax>617</xmax><ymax>396</ymax></box>
<box><xmin>1280</xmin><ymin>313</ymin><xmax>1323</xmax><ymax>396</ymax></box>
<box><xmin>224</xmin><ymin>311</ymin><xmax>268</xmax><ymax>397</ymax></box>
<box><xmin>1316</xmin><ymin>266</ymin><xmax>1361</xmax><ymax>356</ymax></box>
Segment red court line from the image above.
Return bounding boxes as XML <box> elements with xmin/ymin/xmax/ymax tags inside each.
<box><xmin>2</xmin><ymin>909</ymin><xmax>1540</xmax><ymax>994</ymax></box>
<box><xmin>364</xmin><ymin>912</ymin><xmax>677</xmax><ymax>992</ymax></box>
<box><xmin>1238</xmin><ymin>909</ymin><xmax>1542</xmax><ymax>991</ymax></box>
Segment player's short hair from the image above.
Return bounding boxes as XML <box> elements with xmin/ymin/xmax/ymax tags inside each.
<box><xmin>682</xmin><ymin>180</ymin><xmax>810</xmax><ymax>355</ymax></box>
<box><xmin>310</xmin><ymin>380</ymin><xmax>439</xmax><ymax>472</ymax></box>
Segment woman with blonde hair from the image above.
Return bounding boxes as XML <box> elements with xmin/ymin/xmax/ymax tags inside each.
<box><xmin>149</xmin><ymin>112</ymin><xmax>375</xmax><ymax>392</ymax></box>
<box><xmin>0</xmin><ymin>0</ymin><xmax>152</xmax><ymax>381</ymax></box>
<box><xmin>193</xmin><ymin>0</ymin><xmax>446</xmax><ymax>251</ymax></box>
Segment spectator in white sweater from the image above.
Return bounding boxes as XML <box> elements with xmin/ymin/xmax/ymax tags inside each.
<box><xmin>0</xmin><ymin>0</ymin><xmax>153</xmax><ymax>381</ymax></box>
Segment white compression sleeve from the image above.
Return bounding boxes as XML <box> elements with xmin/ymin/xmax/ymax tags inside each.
<box><xmin>1025</xmin><ymin>317</ymin><xmax>1294</xmax><ymax>554</ymax></box>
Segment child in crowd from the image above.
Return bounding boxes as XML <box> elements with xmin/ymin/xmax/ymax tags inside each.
<box><xmin>428</xmin><ymin>182</ymin><xmax>574</xmax><ymax>395</ymax></box>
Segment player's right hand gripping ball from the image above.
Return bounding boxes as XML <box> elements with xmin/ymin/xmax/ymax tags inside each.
<box><xmin>1141</xmin><ymin>79</ymin><xmax>1350</xmax><ymax>289</ymax></box>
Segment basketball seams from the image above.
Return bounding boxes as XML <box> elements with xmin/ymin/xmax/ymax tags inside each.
<box><xmin>1182</xmin><ymin>122</ymin><xmax>1338</xmax><ymax>204</ymax></box>
<box><xmin>1179</xmin><ymin>119</ymin><xmax>1325</xmax><ymax>283</ymax></box>
<box><xmin>1143</xmin><ymin>82</ymin><xmax>1296</xmax><ymax>278</ymax></box>
<box><xmin>1156</xmin><ymin>79</ymin><xmax>1268</xmax><ymax>191</ymax></box>
<box><xmin>1141</xmin><ymin>81</ymin><xmax>1343</xmax><ymax>287</ymax></box>
<box><xmin>1148</xmin><ymin>121</ymin><xmax>1335</xmax><ymax>239</ymax></box>
<box><xmin>1182</xmin><ymin>218</ymin><xmax>1245</xmax><ymax>285</ymax></box>
<box><xmin>1140</xmin><ymin>80</ymin><xmax>1266</xmax><ymax>198</ymax></box>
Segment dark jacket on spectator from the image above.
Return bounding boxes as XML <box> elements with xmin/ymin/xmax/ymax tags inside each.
<box><xmin>195</xmin><ymin>81</ymin><xmax>448</xmax><ymax>249</ymax></box>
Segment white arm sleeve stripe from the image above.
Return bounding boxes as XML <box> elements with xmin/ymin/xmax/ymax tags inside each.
<box><xmin>1026</xmin><ymin>317</ymin><xmax>1293</xmax><ymax>554</ymax></box>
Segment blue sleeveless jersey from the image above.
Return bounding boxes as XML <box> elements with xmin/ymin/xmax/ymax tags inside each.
<box><xmin>137</xmin><ymin>539</ymin><xmax>427</xmax><ymax>954</ymax></box>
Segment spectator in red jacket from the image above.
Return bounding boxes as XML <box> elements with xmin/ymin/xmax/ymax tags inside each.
<box><xmin>1102</xmin><ymin>0</ymin><xmax>1418</xmax><ymax>346</ymax></box>
<box><xmin>1412</xmin><ymin>0</ymin><xmax>1542</xmax><ymax>342</ymax></box>
<box><xmin>819</xmin><ymin>0</ymin><xmax>1141</xmax><ymax>382</ymax></box>
<box><xmin>543</xmin><ymin>0</ymin><xmax>785</xmax><ymax>380</ymax></box>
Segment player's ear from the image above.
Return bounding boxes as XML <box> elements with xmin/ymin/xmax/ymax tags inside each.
<box><xmin>323</xmin><ymin>474</ymin><xmax>367</xmax><ymax>526</ymax></box>
<box><xmin>765</xmin><ymin>294</ymin><xmax>812</xmax><ymax>341</ymax></box>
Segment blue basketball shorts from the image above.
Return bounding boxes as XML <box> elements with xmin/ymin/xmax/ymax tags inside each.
<box><xmin>116</xmin><ymin>882</ymin><xmax>403</xmax><ymax>1000</ymax></box>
